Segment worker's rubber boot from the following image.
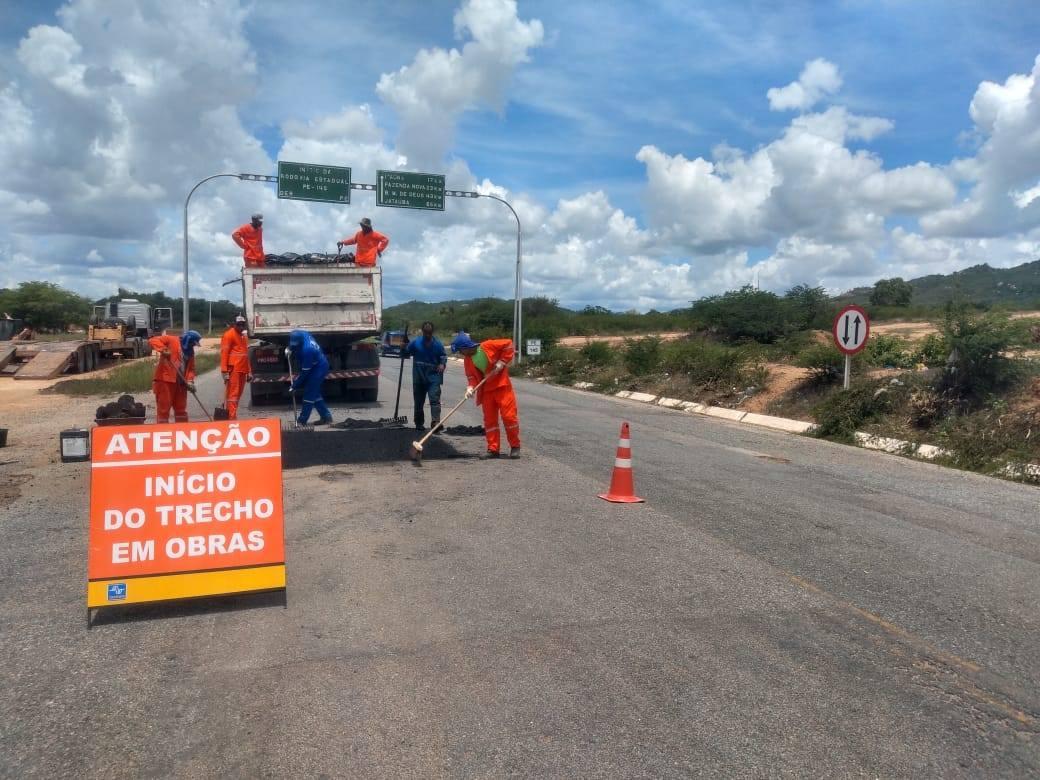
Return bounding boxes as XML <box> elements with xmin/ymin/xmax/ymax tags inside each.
<box><xmin>509</xmin><ymin>447</ymin><xmax>521</xmax><ymax>459</ymax></box>
<box><xmin>482</xmin><ymin>450</ymin><xmax>500</xmax><ymax>459</ymax></box>
<box><xmin>431</xmin><ymin>420</ymin><xmax>442</xmax><ymax>435</ymax></box>
<box><xmin>311</xmin><ymin>417</ymin><xmax>333</xmax><ymax>427</ymax></box>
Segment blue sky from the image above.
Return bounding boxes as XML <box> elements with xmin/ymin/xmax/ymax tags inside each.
<box><xmin>1</xmin><ymin>0</ymin><xmax>1039</xmax><ymax>309</ymax></box>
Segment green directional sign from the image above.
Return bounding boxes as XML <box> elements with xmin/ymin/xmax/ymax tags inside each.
<box><xmin>377</xmin><ymin>170</ymin><xmax>445</xmax><ymax>211</ymax></box>
<box><xmin>277</xmin><ymin>161</ymin><xmax>351</xmax><ymax>204</ymax></box>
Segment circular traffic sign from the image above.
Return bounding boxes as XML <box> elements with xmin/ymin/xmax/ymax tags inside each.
<box><xmin>832</xmin><ymin>304</ymin><xmax>870</xmax><ymax>355</ymax></box>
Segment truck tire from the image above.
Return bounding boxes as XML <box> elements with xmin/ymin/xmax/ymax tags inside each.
<box><xmin>76</xmin><ymin>348</ymin><xmax>87</xmax><ymax>374</ymax></box>
<box><xmin>360</xmin><ymin>387</ymin><xmax>378</xmax><ymax>403</ymax></box>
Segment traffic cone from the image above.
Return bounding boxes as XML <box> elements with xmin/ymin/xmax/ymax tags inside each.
<box><xmin>598</xmin><ymin>422</ymin><xmax>645</xmax><ymax>503</ymax></box>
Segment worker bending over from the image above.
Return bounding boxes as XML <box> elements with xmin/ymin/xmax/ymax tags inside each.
<box><xmin>404</xmin><ymin>321</ymin><xmax>446</xmax><ymax>432</ymax></box>
<box><xmin>220</xmin><ymin>316</ymin><xmax>252</xmax><ymax>420</ymax></box>
<box><xmin>232</xmin><ymin>213</ymin><xmax>265</xmax><ymax>267</ymax></box>
<box><xmin>172</xmin><ymin>330</ymin><xmax>202</xmax><ymax>422</ymax></box>
<box><xmin>338</xmin><ymin>217</ymin><xmax>388</xmax><ymax>266</ymax></box>
<box><xmin>148</xmin><ymin>332</ymin><xmax>184</xmax><ymax>423</ymax></box>
<box><xmin>452</xmin><ymin>334</ymin><xmax>521</xmax><ymax>459</ymax></box>
<box><xmin>288</xmin><ymin>329</ymin><xmax>333</xmax><ymax>426</ymax></box>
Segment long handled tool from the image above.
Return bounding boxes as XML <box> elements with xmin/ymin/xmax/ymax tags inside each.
<box><xmin>285</xmin><ymin>348</ymin><xmax>300</xmax><ymax>429</ymax></box>
<box><xmin>179</xmin><ymin>369</ymin><xmax>212</xmax><ymax>421</ymax></box>
<box><xmin>388</xmin><ymin>326</ymin><xmax>409</xmax><ymax>426</ymax></box>
<box><xmin>166</xmin><ymin>352</ymin><xmax>213</xmax><ymax>422</ymax></box>
<box><xmin>410</xmin><ymin>374</ymin><xmax>490</xmax><ymax>463</ymax></box>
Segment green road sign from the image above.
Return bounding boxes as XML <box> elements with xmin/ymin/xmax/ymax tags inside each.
<box><xmin>277</xmin><ymin>161</ymin><xmax>351</xmax><ymax>204</ymax></box>
<box><xmin>377</xmin><ymin>170</ymin><xmax>445</xmax><ymax>211</ymax></box>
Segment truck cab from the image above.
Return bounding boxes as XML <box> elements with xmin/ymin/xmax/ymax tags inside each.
<box><xmin>381</xmin><ymin>330</ymin><xmax>408</xmax><ymax>357</ymax></box>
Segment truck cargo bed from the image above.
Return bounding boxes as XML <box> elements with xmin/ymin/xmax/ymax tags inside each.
<box><xmin>244</xmin><ymin>265</ymin><xmax>382</xmax><ymax>339</ymax></box>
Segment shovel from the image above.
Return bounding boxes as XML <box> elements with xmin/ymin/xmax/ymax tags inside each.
<box><xmin>213</xmin><ymin>378</ymin><xmax>230</xmax><ymax>420</ymax></box>
<box><xmin>409</xmin><ymin>374</ymin><xmax>490</xmax><ymax>463</ymax></box>
<box><xmin>285</xmin><ymin>349</ymin><xmax>300</xmax><ymax>429</ymax></box>
<box><xmin>166</xmin><ymin>353</ymin><xmax>213</xmax><ymax>422</ymax></box>
<box><xmin>182</xmin><ymin>375</ymin><xmax>212</xmax><ymax>422</ymax></box>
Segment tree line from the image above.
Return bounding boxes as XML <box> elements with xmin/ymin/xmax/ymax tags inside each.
<box><xmin>0</xmin><ymin>282</ymin><xmax>241</xmax><ymax>333</ymax></box>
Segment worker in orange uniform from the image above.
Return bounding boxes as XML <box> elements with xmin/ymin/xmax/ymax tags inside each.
<box><xmin>220</xmin><ymin>315</ymin><xmax>253</xmax><ymax>419</ymax></box>
<box><xmin>451</xmin><ymin>333</ymin><xmax>521</xmax><ymax>459</ymax></box>
<box><xmin>337</xmin><ymin>217</ymin><xmax>388</xmax><ymax>267</ymax></box>
<box><xmin>148</xmin><ymin>332</ymin><xmax>183</xmax><ymax>424</ymax></box>
<box><xmin>232</xmin><ymin>213</ymin><xmax>265</xmax><ymax>267</ymax></box>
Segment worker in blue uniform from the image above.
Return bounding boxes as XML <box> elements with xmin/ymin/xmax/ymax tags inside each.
<box><xmin>288</xmin><ymin>329</ymin><xmax>333</xmax><ymax>426</ymax></box>
<box><xmin>403</xmin><ymin>321</ymin><xmax>447</xmax><ymax>432</ymax></box>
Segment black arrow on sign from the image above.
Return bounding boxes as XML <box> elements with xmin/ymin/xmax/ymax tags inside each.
<box><xmin>853</xmin><ymin>316</ymin><xmax>861</xmax><ymax>344</ymax></box>
<box><xmin>842</xmin><ymin>314</ymin><xmax>850</xmax><ymax>345</ymax></box>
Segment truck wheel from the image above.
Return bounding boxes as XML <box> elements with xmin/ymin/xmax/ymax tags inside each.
<box><xmin>360</xmin><ymin>388</ymin><xmax>378</xmax><ymax>403</ymax></box>
<box><xmin>76</xmin><ymin>349</ymin><xmax>87</xmax><ymax>374</ymax></box>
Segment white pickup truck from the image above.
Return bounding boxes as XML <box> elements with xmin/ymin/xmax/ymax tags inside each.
<box><xmin>242</xmin><ymin>264</ymin><xmax>383</xmax><ymax>405</ymax></box>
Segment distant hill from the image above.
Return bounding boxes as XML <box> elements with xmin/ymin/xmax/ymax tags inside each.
<box><xmin>841</xmin><ymin>260</ymin><xmax>1040</xmax><ymax>307</ymax></box>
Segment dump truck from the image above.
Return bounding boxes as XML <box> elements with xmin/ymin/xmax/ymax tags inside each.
<box><xmin>242</xmin><ymin>264</ymin><xmax>382</xmax><ymax>405</ymax></box>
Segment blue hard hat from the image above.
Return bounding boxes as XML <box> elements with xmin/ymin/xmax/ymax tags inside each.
<box><xmin>450</xmin><ymin>333</ymin><xmax>478</xmax><ymax>353</ymax></box>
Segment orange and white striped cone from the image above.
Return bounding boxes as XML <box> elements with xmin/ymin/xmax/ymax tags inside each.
<box><xmin>598</xmin><ymin>421</ymin><xmax>645</xmax><ymax>503</ymax></box>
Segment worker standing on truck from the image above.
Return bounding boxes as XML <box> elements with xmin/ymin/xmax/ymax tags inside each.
<box><xmin>232</xmin><ymin>213</ymin><xmax>265</xmax><ymax>267</ymax></box>
<box><xmin>220</xmin><ymin>315</ymin><xmax>252</xmax><ymax>419</ymax></box>
<box><xmin>337</xmin><ymin>217</ymin><xmax>388</xmax><ymax>266</ymax></box>
<box><xmin>451</xmin><ymin>334</ymin><xmax>521</xmax><ymax>459</ymax></box>
<box><xmin>287</xmin><ymin>329</ymin><xmax>333</xmax><ymax>426</ymax></box>
<box><xmin>148</xmin><ymin>332</ymin><xmax>183</xmax><ymax>424</ymax></box>
<box><xmin>404</xmin><ymin>321</ymin><xmax>447</xmax><ymax>432</ymax></box>
<box><xmin>171</xmin><ymin>330</ymin><xmax>202</xmax><ymax>423</ymax></box>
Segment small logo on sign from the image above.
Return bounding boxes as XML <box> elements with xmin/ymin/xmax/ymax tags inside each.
<box><xmin>107</xmin><ymin>583</ymin><xmax>127</xmax><ymax>601</ymax></box>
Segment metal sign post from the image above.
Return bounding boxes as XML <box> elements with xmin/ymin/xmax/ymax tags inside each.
<box><xmin>832</xmin><ymin>304</ymin><xmax>870</xmax><ymax>390</ymax></box>
<box><xmin>183</xmin><ymin>173</ymin><xmax>278</xmax><ymax>331</ymax></box>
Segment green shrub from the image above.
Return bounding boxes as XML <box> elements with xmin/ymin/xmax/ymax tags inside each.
<box><xmin>692</xmin><ymin>286</ymin><xmax>791</xmax><ymax>343</ymax></box>
<box><xmin>812</xmin><ymin>382</ymin><xmax>893</xmax><ymax>440</ymax></box>
<box><xmin>660</xmin><ymin>338</ymin><xmax>757</xmax><ymax>388</ymax></box>
<box><xmin>579</xmin><ymin>340</ymin><xmax>615</xmax><ymax>366</ymax></box>
<box><xmin>795</xmin><ymin>343</ymin><xmax>844</xmax><ymax>384</ymax></box>
<box><xmin>933</xmin><ymin>306</ymin><xmax>1022</xmax><ymax>408</ymax></box>
<box><xmin>623</xmin><ymin>337</ymin><xmax>661</xmax><ymax>376</ymax></box>
<box><xmin>934</xmin><ymin>408</ymin><xmax>1040</xmax><ymax>482</ymax></box>
<box><xmin>863</xmin><ymin>334</ymin><xmax>915</xmax><ymax>369</ymax></box>
<box><xmin>913</xmin><ymin>333</ymin><xmax>947</xmax><ymax>367</ymax></box>
<box><xmin>537</xmin><ymin>346</ymin><xmax>582</xmax><ymax>384</ymax></box>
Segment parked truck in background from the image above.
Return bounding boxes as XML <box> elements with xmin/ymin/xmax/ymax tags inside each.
<box><xmin>242</xmin><ymin>265</ymin><xmax>382</xmax><ymax>405</ymax></box>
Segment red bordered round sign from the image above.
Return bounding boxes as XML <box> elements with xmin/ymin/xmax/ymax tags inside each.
<box><xmin>832</xmin><ymin>304</ymin><xmax>870</xmax><ymax>355</ymax></box>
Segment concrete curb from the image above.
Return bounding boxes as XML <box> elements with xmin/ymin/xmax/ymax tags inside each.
<box><xmin>571</xmin><ymin>381</ymin><xmax>1036</xmax><ymax>475</ymax></box>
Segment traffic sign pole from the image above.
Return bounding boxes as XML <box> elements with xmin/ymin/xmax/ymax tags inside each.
<box><xmin>182</xmin><ymin>172</ymin><xmax>278</xmax><ymax>331</ymax></box>
<box><xmin>832</xmin><ymin>304</ymin><xmax>870</xmax><ymax>391</ymax></box>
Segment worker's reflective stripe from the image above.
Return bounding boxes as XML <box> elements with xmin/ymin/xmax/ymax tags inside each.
<box><xmin>505</xmin><ymin>423</ymin><xmax>519</xmax><ymax>430</ymax></box>
<box><xmin>614</xmin><ymin>458</ymin><xmax>632</xmax><ymax>468</ymax></box>
<box><xmin>618</xmin><ymin>438</ymin><xmax>630</xmax><ymax>448</ymax></box>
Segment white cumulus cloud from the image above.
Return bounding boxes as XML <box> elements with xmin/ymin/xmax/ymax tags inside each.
<box><xmin>767</xmin><ymin>58</ymin><xmax>843</xmax><ymax>112</ymax></box>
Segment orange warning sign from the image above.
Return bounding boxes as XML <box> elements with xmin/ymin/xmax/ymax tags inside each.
<box><xmin>87</xmin><ymin>419</ymin><xmax>285</xmax><ymax>608</ymax></box>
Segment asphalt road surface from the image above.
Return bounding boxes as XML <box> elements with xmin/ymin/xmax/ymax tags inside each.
<box><xmin>2</xmin><ymin>358</ymin><xmax>1038</xmax><ymax>777</ymax></box>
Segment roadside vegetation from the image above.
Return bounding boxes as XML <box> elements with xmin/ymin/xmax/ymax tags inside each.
<box><xmin>47</xmin><ymin>352</ymin><xmax>220</xmax><ymax>396</ymax></box>
<box><xmin>521</xmin><ymin>289</ymin><xmax>1040</xmax><ymax>484</ymax></box>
